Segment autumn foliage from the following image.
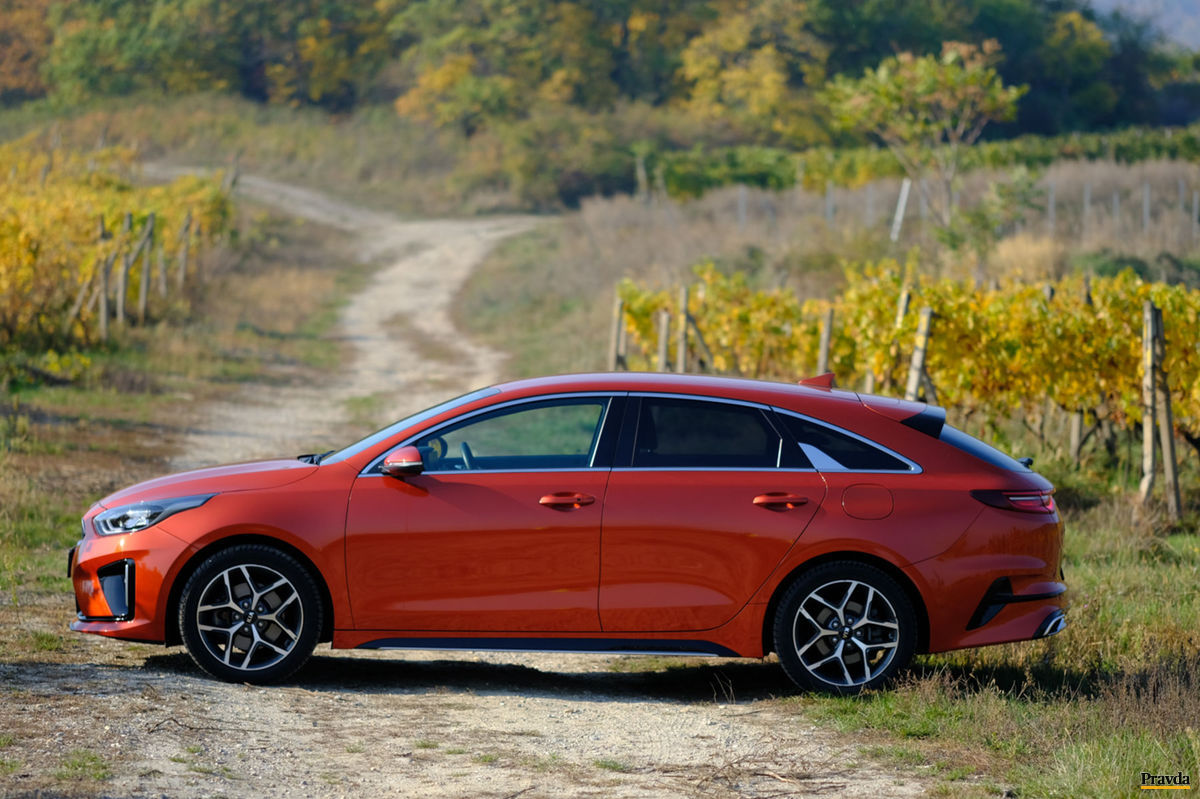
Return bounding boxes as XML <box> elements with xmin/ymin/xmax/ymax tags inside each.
<box><xmin>619</xmin><ymin>259</ymin><xmax>1200</xmax><ymax>439</ymax></box>
<box><xmin>0</xmin><ymin>136</ymin><xmax>230</xmax><ymax>348</ymax></box>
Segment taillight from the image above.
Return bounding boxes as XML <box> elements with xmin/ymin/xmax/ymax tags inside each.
<box><xmin>971</xmin><ymin>489</ymin><xmax>1056</xmax><ymax>514</ymax></box>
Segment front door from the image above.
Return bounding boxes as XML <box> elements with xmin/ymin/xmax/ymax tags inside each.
<box><xmin>345</xmin><ymin>396</ymin><xmax>616</xmax><ymax>632</ymax></box>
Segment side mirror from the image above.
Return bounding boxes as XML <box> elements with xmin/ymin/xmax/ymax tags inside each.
<box><xmin>381</xmin><ymin>446</ymin><xmax>424</xmax><ymax>478</ymax></box>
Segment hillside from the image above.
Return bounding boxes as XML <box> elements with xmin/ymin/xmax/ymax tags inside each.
<box><xmin>1092</xmin><ymin>0</ymin><xmax>1200</xmax><ymax>48</ymax></box>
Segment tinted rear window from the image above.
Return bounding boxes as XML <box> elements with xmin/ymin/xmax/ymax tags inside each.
<box><xmin>939</xmin><ymin>425</ymin><xmax>1031</xmax><ymax>472</ymax></box>
<box><xmin>633</xmin><ymin>398</ymin><xmax>780</xmax><ymax>468</ymax></box>
<box><xmin>779</xmin><ymin>413</ymin><xmax>912</xmax><ymax>472</ymax></box>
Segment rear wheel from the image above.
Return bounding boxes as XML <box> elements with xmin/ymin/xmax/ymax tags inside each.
<box><xmin>179</xmin><ymin>545</ymin><xmax>322</xmax><ymax>684</ymax></box>
<box><xmin>773</xmin><ymin>561</ymin><xmax>916</xmax><ymax>694</ymax></box>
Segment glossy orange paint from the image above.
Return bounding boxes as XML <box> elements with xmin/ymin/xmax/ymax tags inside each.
<box><xmin>344</xmin><ymin>470</ymin><xmax>608</xmax><ymax>631</ymax></box>
<box><xmin>599</xmin><ymin>469</ymin><xmax>824</xmax><ymax>632</ymax></box>
<box><xmin>70</xmin><ymin>372</ymin><xmax>1066</xmax><ymax>680</ymax></box>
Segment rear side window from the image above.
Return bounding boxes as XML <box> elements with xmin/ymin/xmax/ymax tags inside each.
<box><xmin>938</xmin><ymin>425</ymin><xmax>1031</xmax><ymax>472</ymax></box>
<box><xmin>778</xmin><ymin>413</ymin><xmax>912</xmax><ymax>472</ymax></box>
<box><xmin>632</xmin><ymin>398</ymin><xmax>781</xmax><ymax>468</ymax></box>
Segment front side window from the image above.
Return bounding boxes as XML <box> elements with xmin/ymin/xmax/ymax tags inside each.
<box><xmin>631</xmin><ymin>397</ymin><xmax>781</xmax><ymax>468</ymax></box>
<box><xmin>413</xmin><ymin>398</ymin><xmax>608</xmax><ymax>472</ymax></box>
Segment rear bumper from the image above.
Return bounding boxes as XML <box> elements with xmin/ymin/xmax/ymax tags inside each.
<box><xmin>909</xmin><ymin>505</ymin><xmax>1066</xmax><ymax>653</ymax></box>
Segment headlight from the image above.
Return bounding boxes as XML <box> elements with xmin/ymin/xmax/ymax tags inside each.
<box><xmin>93</xmin><ymin>494</ymin><xmax>215</xmax><ymax>536</ymax></box>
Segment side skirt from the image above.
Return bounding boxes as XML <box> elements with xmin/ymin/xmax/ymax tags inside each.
<box><xmin>355</xmin><ymin>637</ymin><xmax>740</xmax><ymax>658</ymax></box>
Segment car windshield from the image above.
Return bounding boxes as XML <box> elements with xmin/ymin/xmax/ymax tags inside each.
<box><xmin>319</xmin><ymin>387</ymin><xmax>500</xmax><ymax>465</ymax></box>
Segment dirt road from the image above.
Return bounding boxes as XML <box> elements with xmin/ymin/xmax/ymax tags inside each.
<box><xmin>1</xmin><ymin>177</ymin><xmax>926</xmax><ymax>798</ymax></box>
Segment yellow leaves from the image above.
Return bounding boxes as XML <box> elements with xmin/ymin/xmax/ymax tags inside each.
<box><xmin>620</xmin><ymin>257</ymin><xmax>1200</xmax><ymax>433</ymax></box>
<box><xmin>0</xmin><ymin>138</ymin><xmax>230</xmax><ymax>346</ymax></box>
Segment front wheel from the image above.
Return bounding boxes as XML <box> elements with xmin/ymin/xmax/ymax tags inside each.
<box><xmin>773</xmin><ymin>561</ymin><xmax>916</xmax><ymax>694</ymax></box>
<box><xmin>179</xmin><ymin>545</ymin><xmax>322</xmax><ymax>684</ymax></box>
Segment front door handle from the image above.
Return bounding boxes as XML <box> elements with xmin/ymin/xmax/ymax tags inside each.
<box><xmin>753</xmin><ymin>492</ymin><xmax>809</xmax><ymax>511</ymax></box>
<box><xmin>539</xmin><ymin>492</ymin><xmax>596</xmax><ymax>510</ymax></box>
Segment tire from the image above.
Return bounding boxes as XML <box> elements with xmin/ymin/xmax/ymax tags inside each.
<box><xmin>773</xmin><ymin>561</ymin><xmax>916</xmax><ymax>695</ymax></box>
<box><xmin>179</xmin><ymin>544</ymin><xmax>322</xmax><ymax>684</ymax></box>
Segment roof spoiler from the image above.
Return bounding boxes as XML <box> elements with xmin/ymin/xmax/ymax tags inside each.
<box><xmin>901</xmin><ymin>404</ymin><xmax>947</xmax><ymax>438</ymax></box>
<box><xmin>798</xmin><ymin>372</ymin><xmax>836</xmax><ymax>389</ymax></box>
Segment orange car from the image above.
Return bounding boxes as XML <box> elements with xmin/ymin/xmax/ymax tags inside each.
<box><xmin>69</xmin><ymin>373</ymin><xmax>1065</xmax><ymax>693</ymax></box>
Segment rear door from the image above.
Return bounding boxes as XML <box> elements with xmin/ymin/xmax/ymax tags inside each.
<box><xmin>599</xmin><ymin>395</ymin><xmax>826</xmax><ymax>632</ymax></box>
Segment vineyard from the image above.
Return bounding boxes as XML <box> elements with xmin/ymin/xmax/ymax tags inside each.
<box><xmin>618</xmin><ymin>259</ymin><xmax>1200</xmax><ymax>458</ymax></box>
<box><xmin>0</xmin><ymin>134</ymin><xmax>231</xmax><ymax>363</ymax></box>
<box><xmin>650</xmin><ymin>124</ymin><xmax>1200</xmax><ymax>197</ymax></box>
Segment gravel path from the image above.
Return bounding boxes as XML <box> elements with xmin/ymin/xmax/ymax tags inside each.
<box><xmin>2</xmin><ymin>175</ymin><xmax>927</xmax><ymax>798</ymax></box>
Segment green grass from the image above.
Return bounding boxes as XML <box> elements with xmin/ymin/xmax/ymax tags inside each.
<box><xmin>54</xmin><ymin>749</ymin><xmax>111</xmax><ymax>781</ymax></box>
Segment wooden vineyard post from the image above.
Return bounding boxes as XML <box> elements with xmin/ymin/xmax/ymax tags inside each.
<box><xmin>1139</xmin><ymin>301</ymin><xmax>1158</xmax><ymax>505</ymax></box>
<box><xmin>156</xmin><ymin>243</ymin><xmax>167</xmax><ymax>298</ymax></box>
<box><xmin>608</xmin><ymin>294</ymin><xmax>625</xmax><ymax>371</ymax></box>
<box><xmin>879</xmin><ymin>288</ymin><xmax>911</xmax><ymax>393</ymax></box>
<box><xmin>889</xmin><ymin>177</ymin><xmax>911</xmax><ymax>243</ymax></box>
<box><xmin>904</xmin><ymin>307</ymin><xmax>934</xmax><ymax>402</ymax></box>
<box><xmin>675</xmin><ymin>285</ymin><xmax>688</xmax><ymax>374</ymax></box>
<box><xmin>1152</xmin><ymin>304</ymin><xmax>1182</xmax><ymax>521</ymax></box>
<box><xmin>655</xmin><ymin>309</ymin><xmax>670</xmax><ymax>372</ymax></box>
<box><xmin>176</xmin><ymin>210</ymin><xmax>192</xmax><ymax>291</ymax></box>
<box><xmin>136</xmin><ymin>213</ymin><xmax>156</xmax><ymax>324</ymax></box>
<box><xmin>816</xmin><ymin>307</ymin><xmax>834</xmax><ymax>376</ymax></box>
<box><xmin>115</xmin><ymin>212</ymin><xmax>133</xmax><ymax>325</ymax></box>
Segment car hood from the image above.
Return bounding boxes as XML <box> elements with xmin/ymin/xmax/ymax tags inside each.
<box><xmin>99</xmin><ymin>459</ymin><xmax>318</xmax><ymax>507</ymax></box>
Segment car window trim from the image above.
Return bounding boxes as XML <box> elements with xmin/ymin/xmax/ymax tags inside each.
<box><xmin>770</xmin><ymin>407</ymin><xmax>923</xmax><ymax>474</ymax></box>
<box><xmin>359</xmin><ymin>392</ymin><xmax>625</xmax><ymax>477</ymax></box>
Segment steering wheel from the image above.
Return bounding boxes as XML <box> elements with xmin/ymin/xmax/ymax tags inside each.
<box><xmin>459</xmin><ymin>441</ymin><xmax>477</xmax><ymax>470</ymax></box>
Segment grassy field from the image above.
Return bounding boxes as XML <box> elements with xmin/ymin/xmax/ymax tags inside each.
<box><xmin>0</xmin><ymin>95</ymin><xmax>481</xmax><ymax>216</ymax></box>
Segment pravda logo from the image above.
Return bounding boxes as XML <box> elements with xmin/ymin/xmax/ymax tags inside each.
<box><xmin>1140</xmin><ymin>771</ymin><xmax>1192</xmax><ymax>790</ymax></box>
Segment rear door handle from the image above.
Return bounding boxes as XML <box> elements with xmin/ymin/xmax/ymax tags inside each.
<box><xmin>753</xmin><ymin>492</ymin><xmax>809</xmax><ymax>511</ymax></box>
<box><xmin>539</xmin><ymin>492</ymin><xmax>596</xmax><ymax>510</ymax></box>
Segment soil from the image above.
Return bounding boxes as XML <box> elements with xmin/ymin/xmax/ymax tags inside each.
<box><xmin>0</xmin><ymin>175</ymin><xmax>928</xmax><ymax>798</ymax></box>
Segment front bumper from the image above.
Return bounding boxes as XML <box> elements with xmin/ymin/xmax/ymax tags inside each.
<box><xmin>69</xmin><ymin>526</ymin><xmax>190</xmax><ymax>643</ymax></box>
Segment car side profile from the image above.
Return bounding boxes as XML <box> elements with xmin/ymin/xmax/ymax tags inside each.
<box><xmin>69</xmin><ymin>372</ymin><xmax>1066</xmax><ymax>694</ymax></box>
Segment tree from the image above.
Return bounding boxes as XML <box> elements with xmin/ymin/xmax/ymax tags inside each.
<box><xmin>0</xmin><ymin>0</ymin><xmax>52</xmax><ymax>104</ymax></box>
<box><xmin>678</xmin><ymin>0</ymin><xmax>829</xmax><ymax>146</ymax></box>
<box><xmin>822</xmin><ymin>40</ymin><xmax>1026</xmax><ymax>228</ymax></box>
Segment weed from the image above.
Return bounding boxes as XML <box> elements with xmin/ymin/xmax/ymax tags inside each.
<box><xmin>29</xmin><ymin>631</ymin><xmax>63</xmax><ymax>652</ymax></box>
<box><xmin>594</xmin><ymin>758</ymin><xmax>633</xmax><ymax>773</ymax></box>
<box><xmin>445</xmin><ymin>747</ymin><xmax>467</xmax><ymax>755</ymax></box>
<box><xmin>413</xmin><ymin>740</ymin><xmax>439</xmax><ymax>750</ymax></box>
<box><xmin>345</xmin><ymin>742</ymin><xmax>366</xmax><ymax>754</ymax></box>
<box><xmin>474</xmin><ymin>753</ymin><xmax>500</xmax><ymax>764</ymax></box>
<box><xmin>54</xmin><ymin>749</ymin><xmax>111</xmax><ymax>781</ymax></box>
<box><xmin>0</xmin><ymin>734</ymin><xmax>13</xmax><ymax>747</ymax></box>
<box><xmin>0</xmin><ymin>757</ymin><xmax>18</xmax><ymax>775</ymax></box>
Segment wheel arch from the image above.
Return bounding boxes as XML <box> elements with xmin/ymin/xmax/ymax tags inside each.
<box><xmin>760</xmin><ymin>551</ymin><xmax>930</xmax><ymax>657</ymax></box>
<box><xmin>164</xmin><ymin>534</ymin><xmax>335</xmax><ymax>647</ymax></box>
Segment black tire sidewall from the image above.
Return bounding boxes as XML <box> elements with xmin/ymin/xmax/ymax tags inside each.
<box><xmin>179</xmin><ymin>544</ymin><xmax>322</xmax><ymax>684</ymax></box>
<box><xmin>773</xmin><ymin>561</ymin><xmax>917</xmax><ymax>695</ymax></box>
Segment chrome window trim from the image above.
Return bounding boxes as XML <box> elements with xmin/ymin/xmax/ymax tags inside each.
<box><xmin>611</xmin><ymin>467</ymin><xmax>819</xmax><ymax>473</ymax></box>
<box><xmin>772</xmin><ymin>407</ymin><xmax>923</xmax><ymax>474</ymax></box>
<box><xmin>360</xmin><ymin>392</ymin><xmax>621</xmax><ymax>477</ymax></box>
